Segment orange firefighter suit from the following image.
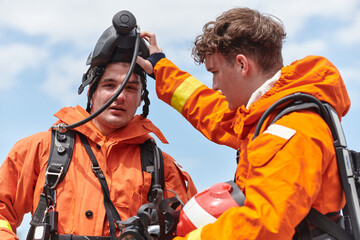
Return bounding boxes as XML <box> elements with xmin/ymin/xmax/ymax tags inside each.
<box><xmin>0</xmin><ymin>106</ymin><xmax>197</xmax><ymax>239</ymax></box>
<box><xmin>153</xmin><ymin>55</ymin><xmax>350</xmax><ymax>239</ymax></box>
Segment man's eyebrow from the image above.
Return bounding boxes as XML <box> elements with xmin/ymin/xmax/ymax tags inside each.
<box><xmin>101</xmin><ymin>78</ymin><xmax>116</xmax><ymax>83</ymax></box>
<box><xmin>127</xmin><ymin>79</ymin><xmax>141</xmax><ymax>85</ymax></box>
<box><xmin>100</xmin><ymin>78</ymin><xmax>140</xmax><ymax>85</ymax></box>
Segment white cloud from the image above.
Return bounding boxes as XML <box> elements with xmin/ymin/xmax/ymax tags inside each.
<box><xmin>1</xmin><ymin>0</ymin><xmax>358</xmax><ymax>51</ymax></box>
<box><xmin>340</xmin><ymin>65</ymin><xmax>360</xmax><ymax>85</ymax></box>
<box><xmin>0</xmin><ymin>44</ymin><xmax>48</xmax><ymax>90</ymax></box>
<box><xmin>338</xmin><ymin>64</ymin><xmax>360</xmax><ymax>108</ymax></box>
<box><xmin>336</xmin><ymin>12</ymin><xmax>360</xmax><ymax>45</ymax></box>
<box><xmin>264</xmin><ymin>0</ymin><xmax>359</xmax><ymax>35</ymax></box>
<box><xmin>283</xmin><ymin>40</ymin><xmax>328</xmax><ymax>64</ymax></box>
<box><xmin>41</xmin><ymin>55</ymin><xmax>88</xmax><ymax>106</ymax></box>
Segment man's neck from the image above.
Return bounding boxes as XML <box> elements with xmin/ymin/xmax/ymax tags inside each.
<box><xmin>246</xmin><ymin>70</ymin><xmax>282</xmax><ymax>109</ymax></box>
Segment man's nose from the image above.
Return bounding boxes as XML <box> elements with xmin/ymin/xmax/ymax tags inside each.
<box><xmin>212</xmin><ymin>81</ymin><xmax>219</xmax><ymax>90</ymax></box>
<box><xmin>115</xmin><ymin>91</ymin><xmax>126</xmax><ymax>102</ymax></box>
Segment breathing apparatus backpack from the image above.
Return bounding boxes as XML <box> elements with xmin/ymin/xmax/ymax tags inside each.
<box><xmin>177</xmin><ymin>92</ymin><xmax>360</xmax><ymax>240</ymax></box>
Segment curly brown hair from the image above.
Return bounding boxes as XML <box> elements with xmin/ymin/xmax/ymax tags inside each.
<box><xmin>192</xmin><ymin>8</ymin><xmax>286</xmax><ymax>74</ymax></box>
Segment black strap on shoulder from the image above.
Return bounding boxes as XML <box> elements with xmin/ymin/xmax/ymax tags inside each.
<box><xmin>140</xmin><ymin>139</ymin><xmax>165</xmax><ymax>201</ymax></box>
<box><xmin>27</xmin><ymin>130</ymin><xmax>75</xmax><ymax>240</ymax></box>
<box><xmin>253</xmin><ymin>93</ymin><xmax>324</xmax><ymax>139</ymax></box>
<box><xmin>76</xmin><ymin>132</ymin><xmax>121</xmax><ymax>240</ymax></box>
<box><xmin>46</xmin><ymin>130</ymin><xmax>76</xmax><ymax>186</ymax></box>
<box><xmin>306</xmin><ymin>208</ymin><xmax>353</xmax><ymax>240</ymax></box>
<box><xmin>293</xmin><ymin>216</ymin><xmax>312</xmax><ymax>240</ymax></box>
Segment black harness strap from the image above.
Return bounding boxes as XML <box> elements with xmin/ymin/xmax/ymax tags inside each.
<box><xmin>140</xmin><ymin>139</ymin><xmax>165</xmax><ymax>201</ymax></box>
<box><xmin>27</xmin><ymin>130</ymin><xmax>75</xmax><ymax>240</ymax></box>
<box><xmin>77</xmin><ymin>132</ymin><xmax>121</xmax><ymax>240</ymax></box>
<box><xmin>306</xmin><ymin>208</ymin><xmax>353</xmax><ymax>240</ymax></box>
<box><xmin>293</xmin><ymin>217</ymin><xmax>312</xmax><ymax>240</ymax></box>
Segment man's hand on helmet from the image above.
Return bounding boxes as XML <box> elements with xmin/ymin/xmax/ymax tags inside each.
<box><xmin>137</xmin><ymin>31</ymin><xmax>165</xmax><ymax>78</ymax></box>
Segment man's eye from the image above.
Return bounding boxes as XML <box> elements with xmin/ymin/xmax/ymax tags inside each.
<box><xmin>127</xmin><ymin>85</ymin><xmax>137</xmax><ymax>90</ymax></box>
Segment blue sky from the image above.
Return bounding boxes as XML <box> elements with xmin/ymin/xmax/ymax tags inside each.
<box><xmin>1</xmin><ymin>0</ymin><xmax>360</xmax><ymax>238</ymax></box>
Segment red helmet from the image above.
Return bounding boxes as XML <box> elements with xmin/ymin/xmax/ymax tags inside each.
<box><xmin>177</xmin><ymin>181</ymin><xmax>245</xmax><ymax>237</ymax></box>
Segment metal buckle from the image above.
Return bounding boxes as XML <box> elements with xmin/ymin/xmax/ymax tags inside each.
<box><xmin>91</xmin><ymin>165</ymin><xmax>105</xmax><ymax>178</ymax></box>
<box><xmin>45</xmin><ymin>166</ymin><xmax>64</xmax><ymax>190</ymax></box>
<box><xmin>91</xmin><ymin>165</ymin><xmax>100</xmax><ymax>174</ymax></box>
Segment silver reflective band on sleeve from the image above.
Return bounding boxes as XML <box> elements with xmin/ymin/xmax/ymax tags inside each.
<box><xmin>0</xmin><ymin>219</ymin><xmax>13</xmax><ymax>232</ymax></box>
<box><xmin>183</xmin><ymin>196</ymin><xmax>217</xmax><ymax>228</ymax></box>
<box><xmin>171</xmin><ymin>76</ymin><xmax>203</xmax><ymax>114</ymax></box>
<box><xmin>263</xmin><ymin>124</ymin><xmax>296</xmax><ymax>140</ymax></box>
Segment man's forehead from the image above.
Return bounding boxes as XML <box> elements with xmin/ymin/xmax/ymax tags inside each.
<box><xmin>205</xmin><ymin>54</ymin><xmax>218</xmax><ymax>70</ymax></box>
<box><xmin>106</xmin><ymin>62</ymin><xmax>131</xmax><ymax>70</ymax></box>
<box><xmin>104</xmin><ymin>63</ymin><xmax>141</xmax><ymax>78</ymax></box>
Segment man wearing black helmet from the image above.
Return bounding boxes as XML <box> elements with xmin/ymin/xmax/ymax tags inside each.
<box><xmin>0</xmin><ymin>11</ymin><xmax>196</xmax><ymax>240</ymax></box>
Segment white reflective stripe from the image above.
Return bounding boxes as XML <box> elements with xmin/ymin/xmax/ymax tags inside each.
<box><xmin>187</xmin><ymin>227</ymin><xmax>203</xmax><ymax>240</ymax></box>
<box><xmin>183</xmin><ymin>197</ymin><xmax>217</xmax><ymax>228</ymax></box>
<box><xmin>171</xmin><ymin>76</ymin><xmax>204</xmax><ymax>114</ymax></box>
<box><xmin>0</xmin><ymin>220</ymin><xmax>13</xmax><ymax>232</ymax></box>
<box><xmin>263</xmin><ymin>124</ymin><xmax>296</xmax><ymax>140</ymax></box>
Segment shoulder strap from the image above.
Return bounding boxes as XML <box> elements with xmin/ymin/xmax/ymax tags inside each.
<box><xmin>76</xmin><ymin>132</ymin><xmax>120</xmax><ymax>240</ymax></box>
<box><xmin>46</xmin><ymin>130</ymin><xmax>75</xmax><ymax>188</ymax></box>
<box><xmin>36</xmin><ymin>129</ymin><xmax>75</xmax><ymax>211</ymax></box>
<box><xmin>140</xmin><ymin>139</ymin><xmax>165</xmax><ymax>201</ymax></box>
<box><xmin>27</xmin><ymin>130</ymin><xmax>75</xmax><ymax>240</ymax></box>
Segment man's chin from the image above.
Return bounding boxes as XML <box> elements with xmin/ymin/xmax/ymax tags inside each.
<box><xmin>227</xmin><ymin>102</ymin><xmax>236</xmax><ymax>111</ymax></box>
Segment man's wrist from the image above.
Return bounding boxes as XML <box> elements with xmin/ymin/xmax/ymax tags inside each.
<box><xmin>147</xmin><ymin>52</ymin><xmax>166</xmax><ymax>67</ymax></box>
<box><xmin>147</xmin><ymin>52</ymin><xmax>166</xmax><ymax>79</ymax></box>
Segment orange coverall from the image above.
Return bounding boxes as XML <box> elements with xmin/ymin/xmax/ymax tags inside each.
<box><xmin>0</xmin><ymin>106</ymin><xmax>197</xmax><ymax>239</ymax></box>
<box><xmin>153</xmin><ymin>55</ymin><xmax>350</xmax><ymax>239</ymax></box>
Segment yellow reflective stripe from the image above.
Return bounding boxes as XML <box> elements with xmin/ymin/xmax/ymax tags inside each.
<box><xmin>187</xmin><ymin>227</ymin><xmax>203</xmax><ymax>240</ymax></box>
<box><xmin>0</xmin><ymin>220</ymin><xmax>13</xmax><ymax>232</ymax></box>
<box><xmin>171</xmin><ymin>76</ymin><xmax>203</xmax><ymax>114</ymax></box>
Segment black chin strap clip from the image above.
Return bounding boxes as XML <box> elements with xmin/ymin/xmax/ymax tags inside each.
<box><xmin>78</xmin><ymin>66</ymin><xmax>105</xmax><ymax>95</ymax></box>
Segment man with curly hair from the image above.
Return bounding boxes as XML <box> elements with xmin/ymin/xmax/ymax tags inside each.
<box><xmin>138</xmin><ymin>7</ymin><xmax>350</xmax><ymax>240</ymax></box>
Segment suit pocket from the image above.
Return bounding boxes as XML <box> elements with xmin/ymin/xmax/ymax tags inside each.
<box><xmin>248</xmin><ymin>124</ymin><xmax>296</xmax><ymax>167</ymax></box>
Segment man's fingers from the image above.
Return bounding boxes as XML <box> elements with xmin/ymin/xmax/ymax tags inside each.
<box><xmin>136</xmin><ymin>56</ymin><xmax>154</xmax><ymax>75</ymax></box>
<box><xmin>140</xmin><ymin>31</ymin><xmax>159</xmax><ymax>49</ymax></box>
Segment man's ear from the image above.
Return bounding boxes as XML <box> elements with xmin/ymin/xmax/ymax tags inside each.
<box><xmin>235</xmin><ymin>54</ymin><xmax>249</xmax><ymax>77</ymax></box>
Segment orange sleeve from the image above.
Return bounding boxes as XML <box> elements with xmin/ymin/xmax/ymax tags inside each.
<box><xmin>154</xmin><ymin>58</ymin><xmax>238</xmax><ymax>149</ymax></box>
<box><xmin>162</xmin><ymin>151</ymin><xmax>197</xmax><ymax>203</ymax></box>
<box><xmin>0</xmin><ymin>132</ymin><xmax>50</xmax><ymax>239</ymax></box>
